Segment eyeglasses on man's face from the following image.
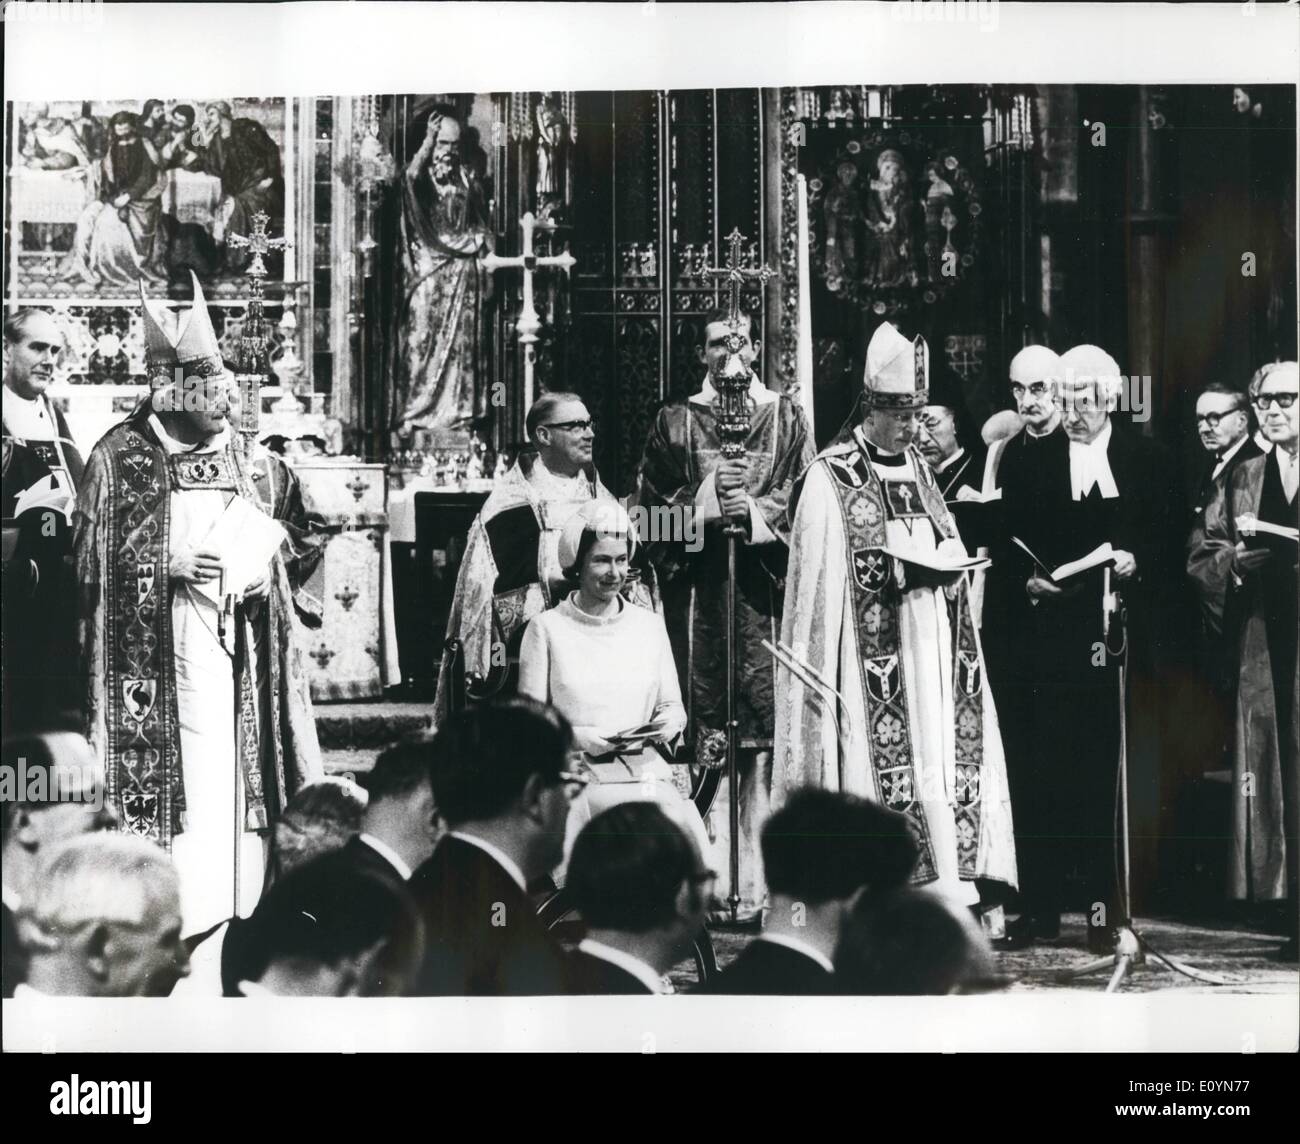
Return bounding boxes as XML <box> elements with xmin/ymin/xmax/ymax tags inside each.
<box><xmin>1195</xmin><ymin>408</ymin><xmax>1245</xmax><ymax>428</ymax></box>
<box><xmin>1253</xmin><ymin>392</ymin><xmax>1298</xmax><ymax>412</ymax></box>
<box><xmin>544</xmin><ymin>419</ymin><xmax>594</xmax><ymax>433</ymax></box>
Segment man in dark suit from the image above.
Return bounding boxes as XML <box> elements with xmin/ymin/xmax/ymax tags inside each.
<box><xmin>564</xmin><ymin>802</ymin><xmax>712</xmax><ymax>994</ymax></box>
<box><xmin>235</xmin><ymin>855</ymin><xmax>424</xmax><ymax>996</ymax></box>
<box><xmin>221</xmin><ymin>742</ymin><xmax>439</xmax><ymax>995</ymax></box>
<box><xmin>1190</xmin><ymin>383</ymin><xmax>1262</xmax><ymax>529</ymax></box>
<box><xmin>351</xmin><ymin>738</ymin><xmax>441</xmax><ymax>886</ymax></box>
<box><xmin>700</xmin><ymin>789</ymin><xmax>919</xmax><ymax>995</ymax></box>
<box><xmin>409</xmin><ymin>697</ymin><xmax>578</xmax><ymax>995</ymax></box>
<box><xmin>989</xmin><ymin>345</ymin><xmax>1180</xmax><ymax>951</ymax></box>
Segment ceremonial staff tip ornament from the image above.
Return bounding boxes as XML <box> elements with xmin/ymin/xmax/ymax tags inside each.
<box><xmin>702</xmin><ymin>228</ymin><xmax>775</xmax><ymax>924</ymax></box>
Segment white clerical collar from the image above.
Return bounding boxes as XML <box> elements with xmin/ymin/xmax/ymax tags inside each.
<box><xmin>577</xmin><ymin>939</ymin><xmax>672</xmax><ymax>993</ymax></box>
<box><xmin>148</xmin><ymin>413</ymin><xmax>230</xmax><ymax>456</ymax></box>
<box><xmin>935</xmin><ymin>446</ymin><xmax>967</xmax><ymax>474</ymax></box>
<box><xmin>530</xmin><ymin>455</ymin><xmax>587</xmax><ymax>495</ymax></box>
<box><xmin>754</xmin><ymin>932</ymin><xmax>835</xmax><ymax>974</ymax></box>
<box><xmin>447</xmin><ymin>830</ymin><xmax>528</xmax><ymax>893</ymax></box>
<box><xmin>690</xmin><ymin>374</ymin><xmax>778</xmax><ymax>407</ymax></box>
<box><xmin>358</xmin><ymin>833</ymin><xmax>412</xmax><ymax>881</ymax></box>
<box><xmin>1068</xmin><ymin>419</ymin><xmax>1118</xmax><ymax>500</ymax></box>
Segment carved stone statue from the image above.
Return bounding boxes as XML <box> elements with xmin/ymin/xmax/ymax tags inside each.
<box><xmin>534</xmin><ymin>94</ymin><xmax>570</xmax><ymax>220</ymax></box>
<box><xmin>392</xmin><ymin>107</ymin><xmax>492</xmax><ymax>438</ymax></box>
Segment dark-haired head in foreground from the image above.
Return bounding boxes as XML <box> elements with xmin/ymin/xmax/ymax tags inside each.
<box><xmin>409</xmin><ymin>698</ymin><xmax>578</xmax><ymax>995</ymax></box>
<box><xmin>358</xmin><ymin>736</ymin><xmax>441</xmax><ymax>875</ymax></box>
<box><xmin>701</xmin><ymin>788</ymin><xmax>920</xmax><ymax>995</ymax></box>
<box><xmin>834</xmin><ymin>886</ymin><xmax>1007</xmax><ymax>995</ymax></box>
<box><xmin>237</xmin><ymin>852</ymin><xmax>424</xmax><ymax>996</ymax></box>
<box><xmin>565</xmin><ymin>803</ymin><xmax>712</xmax><ymax>993</ymax></box>
<box><xmin>425</xmin><ymin>695</ymin><xmax>574</xmax><ymax>881</ymax></box>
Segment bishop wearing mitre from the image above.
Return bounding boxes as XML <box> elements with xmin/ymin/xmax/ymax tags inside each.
<box><xmin>74</xmin><ymin>272</ymin><xmax>321</xmax><ymax>939</ymax></box>
<box><xmin>773</xmin><ymin>323</ymin><xmax>1017</xmax><ymax>911</ymax></box>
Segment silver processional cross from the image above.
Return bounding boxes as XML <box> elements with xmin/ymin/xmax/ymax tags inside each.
<box><xmin>226</xmin><ymin>210</ymin><xmax>290</xmax><ymax>455</ymax></box>
<box><xmin>482</xmin><ymin>211</ymin><xmax>576</xmax><ymax>415</ymax></box>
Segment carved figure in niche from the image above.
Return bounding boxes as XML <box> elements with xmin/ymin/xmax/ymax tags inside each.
<box><xmin>535</xmin><ymin>93</ymin><xmax>571</xmax><ymax>220</ymax></box>
<box><xmin>864</xmin><ymin>148</ymin><xmax>917</xmax><ymax>288</ymax></box>
<box><xmin>823</xmin><ymin>160</ymin><xmax>862</xmax><ymax>289</ymax></box>
<box><xmin>392</xmin><ymin>106</ymin><xmax>492</xmax><ymax>435</ymax></box>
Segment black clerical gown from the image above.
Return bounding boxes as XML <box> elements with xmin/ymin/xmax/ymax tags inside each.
<box><xmin>697</xmin><ymin>937</ymin><xmax>835</xmax><ymax>995</ymax></box>
<box><xmin>408</xmin><ymin>836</ymin><xmax>569</xmax><ymax>996</ymax></box>
<box><xmin>983</xmin><ymin>423</ymin><xmax>1177</xmax><ymax>924</ymax></box>
<box><xmin>933</xmin><ymin>444</ymin><xmax>988</xmax><ymax>543</ymax></box>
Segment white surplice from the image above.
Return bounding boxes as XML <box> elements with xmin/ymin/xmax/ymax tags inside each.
<box><xmin>150</xmin><ymin>417</ymin><xmax>267</xmax><ymax>937</ymax></box>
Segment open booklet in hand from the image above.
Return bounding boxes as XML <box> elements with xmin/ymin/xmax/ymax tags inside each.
<box><xmin>1236</xmin><ymin>514</ymin><xmax>1299</xmax><ymax>542</ymax></box>
<box><xmin>190</xmin><ymin>494</ymin><xmax>286</xmax><ymax>605</ymax></box>
<box><xmin>1013</xmin><ymin>537</ymin><xmax>1115</xmax><ymax>583</ymax></box>
<box><xmin>882</xmin><ymin>545</ymin><xmax>991</xmax><ymax>574</ymax></box>
<box><xmin>11</xmin><ymin>474</ymin><xmax>72</xmax><ymax>520</ymax></box>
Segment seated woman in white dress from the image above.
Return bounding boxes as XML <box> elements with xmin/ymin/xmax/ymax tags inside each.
<box><xmin>518</xmin><ymin>501</ymin><xmax>713</xmax><ymax>872</ymax></box>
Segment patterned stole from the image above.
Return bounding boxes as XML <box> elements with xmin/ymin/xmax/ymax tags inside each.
<box><xmin>823</xmin><ymin>439</ymin><xmax>989</xmax><ymax>883</ymax></box>
<box><xmin>105</xmin><ymin>428</ymin><xmax>273</xmax><ymax>846</ymax></box>
<box><xmin>103</xmin><ymin>431</ymin><xmax>181</xmax><ymax>845</ymax></box>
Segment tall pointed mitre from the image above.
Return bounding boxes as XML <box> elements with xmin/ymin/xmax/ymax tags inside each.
<box><xmin>138</xmin><ymin>271</ymin><xmax>225</xmax><ymax>389</ymax></box>
<box><xmin>864</xmin><ymin>321</ymin><xmax>928</xmax><ymax>410</ymax></box>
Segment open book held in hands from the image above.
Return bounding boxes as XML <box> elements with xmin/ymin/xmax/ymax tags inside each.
<box><xmin>952</xmin><ymin>484</ymin><xmax>1002</xmax><ymax>505</ymax></box>
<box><xmin>1012</xmin><ymin>537</ymin><xmax>1115</xmax><ymax>583</ymax></box>
<box><xmin>190</xmin><ymin>494</ymin><xmax>286</xmax><ymax>605</ymax></box>
<box><xmin>1236</xmin><ymin>514</ymin><xmax>1299</xmax><ymax>543</ymax></box>
<box><xmin>12</xmin><ymin>474</ymin><xmax>72</xmax><ymax>520</ymax></box>
<box><xmin>882</xmin><ymin>545</ymin><xmax>990</xmax><ymax>574</ymax></box>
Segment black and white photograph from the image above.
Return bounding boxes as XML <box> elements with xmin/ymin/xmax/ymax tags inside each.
<box><xmin>1</xmin><ymin>0</ymin><xmax>1297</xmax><ymax>1084</ymax></box>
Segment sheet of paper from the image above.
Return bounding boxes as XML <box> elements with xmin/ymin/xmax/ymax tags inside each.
<box><xmin>11</xmin><ymin>474</ymin><xmax>72</xmax><ymax>519</ymax></box>
<box><xmin>191</xmin><ymin>494</ymin><xmax>286</xmax><ymax>604</ymax></box>
<box><xmin>953</xmin><ymin>485</ymin><xmax>1002</xmax><ymax>504</ymax></box>
<box><xmin>883</xmin><ymin>546</ymin><xmax>991</xmax><ymax>573</ymax></box>
<box><xmin>1236</xmin><ymin>514</ymin><xmax>1299</xmax><ymax>542</ymax></box>
<box><xmin>1052</xmin><ymin>542</ymin><xmax>1115</xmax><ymax>582</ymax></box>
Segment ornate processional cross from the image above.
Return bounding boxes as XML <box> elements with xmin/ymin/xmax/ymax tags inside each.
<box><xmin>703</xmin><ymin>228</ymin><xmax>775</xmax><ymax>462</ymax></box>
<box><xmin>226</xmin><ymin>211</ymin><xmax>291</xmax><ymax>452</ymax></box>
<box><xmin>482</xmin><ymin>211</ymin><xmax>576</xmax><ymax>415</ymax></box>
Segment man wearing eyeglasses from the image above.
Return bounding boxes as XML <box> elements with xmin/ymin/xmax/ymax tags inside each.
<box><xmin>1189</xmin><ymin>362</ymin><xmax>1299</xmax><ymax>962</ymax></box>
<box><xmin>1190</xmin><ymin>383</ymin><xmax>1262</xmax><ymax>529</ymax></box>
<box><xmin>434</xmin><ymin>391</ymin><xmax>626</xmax><ymax>720</ymax></box>
<box><xmin>409</xmin><ymin>697</ymin><xmax>579</xmax><ymax>995</ymax></box>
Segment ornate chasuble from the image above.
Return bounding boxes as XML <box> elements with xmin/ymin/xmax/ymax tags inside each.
<box><xmin>821</xmin><ymin>432</ymin><xmax>990</xmax><ymax>882</ymax></box>
<box><xmin>78</xmin><ymin>416</ymin><xmax>314</xmax><ymax>848</ymax></box>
